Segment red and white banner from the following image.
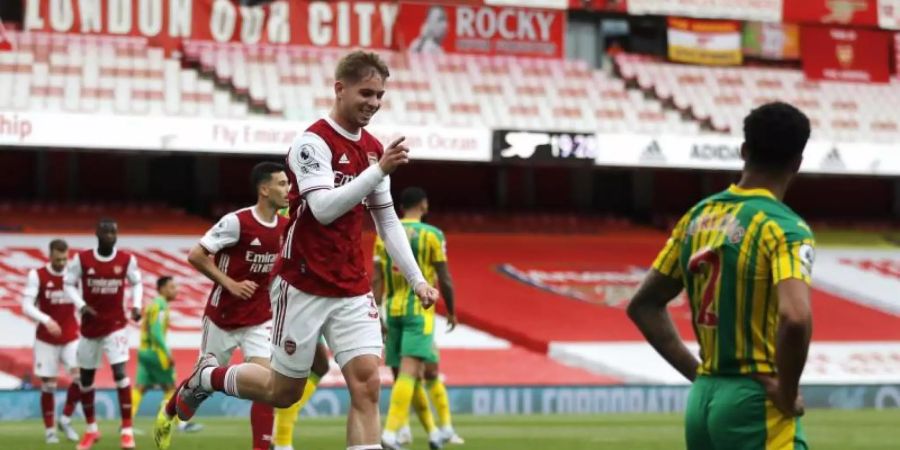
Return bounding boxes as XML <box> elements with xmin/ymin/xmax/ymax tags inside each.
<box><xmin>23</xmin><ymin>0</ymin><xmax>565</xmax><ymax>58</ymax></box>
<box><xmin>628</xmin><ymin>0</ymin><xmax>782</xmax><ymax>22</ymax></box>
<box><xmin>800</xmin><ymin>26</ymin><xmax>892</xmax><ymax>83</ymax></box>
<box><xmin>785</xmin><ymin>0</ymin><xmax>880</xmax><ymax>26</ymax></box>
<box><xmin>395</xmin><ymin>3</ymin><xmax>566</xmax><ymax>57</ymax></box>
<box><xmin>667</xmin><ymin>18</ymin><xmax>742</xmax><ymax>66</ymax></box>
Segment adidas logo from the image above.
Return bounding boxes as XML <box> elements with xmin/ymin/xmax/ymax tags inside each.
<box><xmin>640</xmin><ymin>139</ymin><xmax>665</xmax><ymax>162</ymax></box>
<box><xmin>87</xmin><ymin>268</ymin><xmax>96</xmax><ymax>275</ymax></box>
<box><xmin>338</xmin><ymin>154</ymin><xmax>350</xmax><ymax>164</ymax></box>
<box><xmin>250</xmin><ymin>237</ymin><xmax>262</xmax><ymax>246</ymax></box>
<box><xmin>821</xmin><ymin>147</ymin><xmax>845</xmax><ymax>170</ymax></box>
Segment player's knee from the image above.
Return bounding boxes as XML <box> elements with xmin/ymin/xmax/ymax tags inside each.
<box><xmin>347</xmin><ymin>366</ymin><xmax>380</xmax><ymax>406</ymax></box>
<box><xmin>423</xmin><ymin>365</ymin><xmax>439</xmax><ymax>381</ymax></box>
<box><xmin>79</xmin><ymin>369</ymin><xmax>96</xmax><ymax>388</ymax></box>
<box><xmin>311</xmin><ymin>354</ymin><xmax>329</xmax><ymax>378</ymax></box>
<box><xmin>271</xmin><ymin>383</ymin><xmax>302</xmax><ymax>408</ymax></box>
<box><xmin>41</xmin><ymin>380</ymin><xmax>58</xmax><ymax>392</ymax></box>
<box><xmin>111</xmin><ymin>363</ymin><xmax>128</xmax><ymax>382</ymax></box>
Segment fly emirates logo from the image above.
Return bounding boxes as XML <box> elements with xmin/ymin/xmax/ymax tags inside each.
<box><xmin>246</xmin><ymin>251</ymin><xmax>277</xmax><ymax>274</ymax></box>
<box><xmin>86</xmin><ymin>278</ymin><xmax>123</xmax><ymax>295</ymax></box>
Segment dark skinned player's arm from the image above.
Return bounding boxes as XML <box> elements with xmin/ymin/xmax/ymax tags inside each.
<box><xmin>627</xmin><ymin>269</ymin><xmax>699</xmax><ymax>382</ymax></box>
<box><xmin>433</xmin><ymin>261</ymin><xmax>455</xmax><ymax>317</ymax></box>
<box><xmin>773</xmin><ymin>278</ymin><xmax>812</xmax><ymax>405</ymax></box>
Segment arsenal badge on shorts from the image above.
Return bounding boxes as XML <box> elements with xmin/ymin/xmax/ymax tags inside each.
<box><xmin>367</xmin><ymin>152</ymin><xmax>378</xmax><ymax>166</ymax></box>
<box><xmin>284</xmin><ymin>339</ymin><xmax>297</xmax><ymax>355</ymax></box>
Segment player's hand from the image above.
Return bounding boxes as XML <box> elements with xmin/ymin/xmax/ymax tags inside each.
<box><xmin>379</xmin><ymin>137</ymin><xmax>410</xmax><ymax>174</ymax></box>
<box><xmin>446</xmin><ymin>313</ymin><xmax>459</xmax><ymax>332</ymax></box>
<box><xmin>80</xmin><ymin>305</ymin><xmax>98</xmax><ymax>316</ymax></box>
<box><xmin>44</xmin><ymin>319</ymin><xmax>62</xmax><ymax>337</ymax></box>
<box><xmin>753</xmin><ymin>374</ymin><xmax>805</xmax><ymax>417</ymax></box>
<box><xmin>130</xmin><ymin>307</ymin><xmax>142</xmax><ymax>322</ymax></box>
<box><xmin>414</xmin><ymin>282</ymin><xmax>439</xmax><ymax>309</ymax></box>
<box><xmin>226</xmin><ymin>279</ymin><xmax>259</xmax><ymax>300</ymax></box>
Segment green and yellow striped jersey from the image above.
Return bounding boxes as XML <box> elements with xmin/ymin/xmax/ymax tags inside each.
<box><xmin>374</xmin><ymin>219</ymin><xmax>446</xmax><ymax>324</ymax></box>
<box><xmin>140</xmin><ymin>296</ymin><xmax>170</xmax><ymax>355</ymax></box>
<box><xmin>653</xmin><ymin>185</ymin><xmax>815</xmax><ymax>376</ymax></box>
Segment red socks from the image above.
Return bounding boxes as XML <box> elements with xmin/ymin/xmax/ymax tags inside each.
<box><xmin>250</xmin><ymin>402</ymin><xmax>274</xmax><ymax>450</ymax></box>
<box><xmin>62</xmin><ymin>383</ymin><xmax>80</xmax><ymax>417</ymax></box>
<box><xmin>117</xmin><ymin>385</ymin><xmax>133</xmax><ymax>428</ymax></box>
<box><xmin>41</xmin><ymin>391</ymin><xmax>54</xmax><ymax>428</ymax></box>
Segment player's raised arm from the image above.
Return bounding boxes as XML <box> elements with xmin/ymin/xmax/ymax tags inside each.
<box><xmin>63</xmin><ymin>253</ymin><xmax>90</xmax><ymax>314</ymax></box>
<box><xmin>291</xmin><ymin>133</ymin><xmax>388</xmax><ymax>226</ymax></box>
<box><xmin>20</xmin><ymin>268</ymin><xmax>55</xmax><ymax>330</ymax></box>
<box><xmin>188</xmin><ymin>213</ymin><xmax>257</xmax><ymax>300</ymax></box>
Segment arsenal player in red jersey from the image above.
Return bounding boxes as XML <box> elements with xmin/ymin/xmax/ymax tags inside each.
<box><xmin>21</xmin><ymin>239</ymin><xmax>82</xmax><ymax>444</ymax></box>
<box><xmin>154</xmin><ymin>162</ymin><xmax>289</xmax><ymax>450</ymax></box>
<box><xmin>64</xmin><ymin>219</ymin><xmax>143</xmax><ymax>450</ymax></box>
<box><xmin>172</xmin><ymin>51</ymin><xmax>438</xmax><ymax>450</ymax></box>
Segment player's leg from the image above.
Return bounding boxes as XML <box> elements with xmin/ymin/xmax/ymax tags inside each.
<box><xmin>243</xmin><ymin>321</ymin><xmax>277</xmax><ymax>450</ymax></box>
<box><xmin>175</xmin><ymin>279</ymin><xmax>324</xmax><ymax>419</ymax></box>
<box><xmin>58</xmin><ymin>351</ymin><xmax>81</xmax><ymax>443</ymax></box>
<box><xmin>34</xmin><ymin>340</ymin><xmax>62</xmax><ymax>443</ymax></box>
<box><xmin>386</xmin><ymin>314</ymin><xmax>442</xmax><ymax>449</ymax></box>
<box><xmin>684</xmin><ymin>376</ymin><xmax>715</xmax><ymax>450</ymax></box>
<box><xmin>424</xmin><ymin>361</ymin><xmax>462</xmax><ymax>444</ymax></box>
<box><xmin>75</xmin><ymin>337</ymin><xmax>103</xmax><ymax>450</ymax></box>
<box><xmin>411</xmin><ymin>378</ymin><xmax>439</xmax><ymax>439</ymax></box>
<box><xmin>104</xmin><ymin>328</ymin><xmax>136</xmax><ymax>448</ymax></box>
<box><xmin>272</xmin><ymin>340</ymin><xmax>330</xmax><ymax>450</ymax></box>
<box><xmin>323</xmin><ymin>293</ymin><xmax>384</xmax><ymax>448</ymax></box>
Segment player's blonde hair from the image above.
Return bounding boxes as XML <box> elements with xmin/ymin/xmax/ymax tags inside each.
<box><xmin>335</xmin><ymin>51</ymin><xmax>390</xmax><ymax>84</ymax></box>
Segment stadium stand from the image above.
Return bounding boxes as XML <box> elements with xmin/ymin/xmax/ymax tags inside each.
<box><xmin>616</xmin><ymin>53</ymin><xmax>900</xmax><ymax>143</ymax></box>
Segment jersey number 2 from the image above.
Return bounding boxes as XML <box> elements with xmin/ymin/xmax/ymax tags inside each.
<box><xmin>688</xmin><ymin>248</ymin><xmax>720</xmax><ymax>327</ymax></box>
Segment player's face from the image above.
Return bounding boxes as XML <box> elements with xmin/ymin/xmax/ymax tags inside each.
<box><xmin>49</xmin><ymin>249</ymin><xmax>68</xmax><ymax>272</ymax></box>
<box><xmin>96</xmin><ymin>223</ymin><xmax>118</xmax><ymax>249</ymax></box>
<box><xmin>337</xmin><ymin>73</ymin><xmax>385</xmax><ymax>128</ymax></box>
<box><xmin>264</xmin><ymin>171</ymin><xmax>290</xmax><ymax>209</ymax></box>
<box><xmin>162</xmin><ymin>280</ymin><xmax>178</xmax><ymax>301</ymax></box>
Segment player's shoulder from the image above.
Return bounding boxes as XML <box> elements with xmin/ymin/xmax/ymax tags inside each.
<box><xmin>419</xmin><ymin>222</ymin><xmax>445</xmax><ymax>240</ymax></box>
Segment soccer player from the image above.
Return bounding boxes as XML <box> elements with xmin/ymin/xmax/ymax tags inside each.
<box><xmin>154</xmin><ymin>161</ymin><xmax>290</xmax><ymax>450</ymax></box>
<box><xmin>373</xmin><ymin>187</ymin><xmax>460</xmax><ymax>450</ymax></box>
<box><xmin>627</xmin><ymin>102</ymin><xmax>814</xmax><ymax>450</ymax></box>
<box><xmin>21</xmin><ymin>238</ymin><xmax>81</xmax><ymax>444</ymax></box>
<box><xmin>132</xmin><ymin>276</ymin><xmax>203</xmax><ymax>433</ymax></box>
<box><xmin>172</xmin><ymin>50</ymin><xmax>439</xmax><ymax>450</ymax></box>
<box><xmin>64</xmin><ymin>218</ymin><xmax>143</xmax><ymax>450</ymax></box>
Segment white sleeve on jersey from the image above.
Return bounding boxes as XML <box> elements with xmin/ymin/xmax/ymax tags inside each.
<box><xmin>371</xmin><ymin>202</ymin><xmax>427</xmax><ymax>289</ymax></box>
<box><xmin>289</xmin><ymin>132</ymin><xmax>386</xmax><ymax>226</ymax></box>
<box><xmin>21</xmin><ymin>269</ymin><xmax>50</xmax><ymax>324</ymax></box>
<box><xmin>366</xmin><ymin>174</ymin><xmax>393</xmax><ymax>209</ymax></box>
<box><xmin>126</xmin><ymin>255</ymin><xmax>143</xmax><ymax>309</ymax></box>
<box><xmin>199</xmin><ymin>213</ymin><xmax>241</xmax><ymax>254</ymax></box>
<box><xmin>63</xmin><ymin>254</ymin><xmax>86</xmax><ymax>311</ymax></box>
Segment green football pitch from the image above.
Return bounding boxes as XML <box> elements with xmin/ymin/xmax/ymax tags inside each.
<box><xmin>1</xmin><ymin>410</ymin><xmax>897</xmax><ymax>449</ymax></box>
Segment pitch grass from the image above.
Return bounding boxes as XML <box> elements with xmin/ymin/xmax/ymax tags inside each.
<box><xmin>1</xmin><ymin>409</ymin><xmax>897</xmax><ymax>449</ymax></box>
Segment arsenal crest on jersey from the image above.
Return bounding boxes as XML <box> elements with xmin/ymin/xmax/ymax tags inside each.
<box><xmin>367</xmin><ymin>152</ymin><xmax>378</xmax><ymax>166</ymax></box>
<box><xmin>113</xmin><ymin>266</ymin><xmax>122</xmax><ymax>275</ymax></box>
<box><xmin>284</xmin><ymin>339</ymin><xmax>297</xmax><ymax>355</ymax></box>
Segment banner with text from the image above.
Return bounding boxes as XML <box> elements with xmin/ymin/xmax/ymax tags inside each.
<box><xmin>395</xmin><ymin>2</ymin><xmax>566</xmax><ymax>57</ymax></box>
<box><xmin>800</xmin><ymin>26</ymin><xmax>892</xmax><ymax>83</ymax></box>
<box><xmin>784</xmin><ymin>0</ymin><xmax>879</xmax><ymax>26</ymax></box>
<box><xmin>0</xmin><ymin>111</ymin><xmax>493</xmax><ymax>162</ymax></box>
<box><xmin>593</xmin><ymin>133</ymin><xmax>900</xmax><ymax>176</ymax></box>
<box><xmin>668</xmin><ymin>18</ymin><xmax>742</xmax><ymax>66</ymax></box>
<box><xmin>743</xmin><ymin>22</ymin><xmax>799</xmax><ymax>60</ymax></box>
<box><xmin>22</xmin><ymin>0</ymin><xmax>565</xmax><ymax>57</ymax></box>
<box><xmin>629</xmin><ymin>0</ymin><xmax>782</xmax><ymax>22</ymax></box>
<box><xmin>492</xmin><ymin>129</ymin><xmax>597</xmax><ymax>165</ymax></box>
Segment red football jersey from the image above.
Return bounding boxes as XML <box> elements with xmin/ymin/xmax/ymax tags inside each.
<box><xmin>32</xmin><ymin>266</ymin><xmax>79</xmax><ymax>345</ymax></box>
<box><xmin>72</xmin><ymin>249</ymin><xmax>136</xmax><ymax>338</ymax></box>
<box><xmin>199</xmin><ymin>206</ymin><xmax>287</xmax><ymax>330</ymax></box>
<box><xmin>275</xmin><ymin>118</ymin><xmax>387</xmax><ymax>298</ymax></box>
